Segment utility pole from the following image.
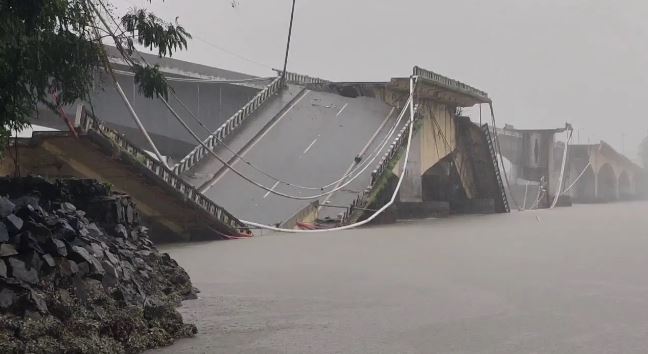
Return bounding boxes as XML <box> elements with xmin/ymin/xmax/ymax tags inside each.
<box><xmin>281</xmin><ymin>0</ymin><xmax>297</xmax><ymax>86</ymax></box>
<box><xmin>577</xmin><ymin>129</ymin><xmax>580</xmax><ymax>144</ymax></box>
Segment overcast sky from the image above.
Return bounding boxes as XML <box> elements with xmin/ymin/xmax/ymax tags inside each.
<box><xmin>113</xmin><ymin>0</ymin><xmax>648</xmax><ymax>161</ymax></box>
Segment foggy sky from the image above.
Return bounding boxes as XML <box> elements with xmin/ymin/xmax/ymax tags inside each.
<box><xmin>113</xmin><ymin>0</ymin><xmax>648</xmax><ymax>161</ymax></box>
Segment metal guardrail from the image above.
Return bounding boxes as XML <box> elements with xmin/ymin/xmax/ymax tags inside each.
<box><xmin>482</xmin><ymin>124</ymin><xmax>510</xmax><ymax>213</ymax></box>
<box><xmin>173</xmin><ymin>76</ymin><xmax>284</xmax><ymax>175</ymax></box>
<box><xmin>369</xmin><ymin>122</ymin><xmax>412</xmax><ymax>187</ymax></box>
<box><xmin>413</xmin><ymin>66</ymin><xmax>490</xmax><ymax>101</ymax></box>
<box><xmin>339</xmin><ymin>107</ymin><xmax>418</xmax><ymax>225</ymax></box>
<box><xmin>77</xmin><ymin>108</ymin><xmax>248</xmax><ymax>233</ymax></box>
<box><xmin>272</xmin><ymin>69</ymin><xmax>330</xmax><ymax>85</ymax></box>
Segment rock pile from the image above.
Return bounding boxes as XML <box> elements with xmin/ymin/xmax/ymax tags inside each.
<box><xmin>0</xmin><ymin>176</ymin><xmax>197</xmax><ymax>353</ymax></box>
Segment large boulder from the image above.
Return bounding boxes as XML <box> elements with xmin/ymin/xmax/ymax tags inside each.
<box><xmin>0</xmin><ymin>197</ymin><xmax>15</xmax><ymax>218</ymax></box>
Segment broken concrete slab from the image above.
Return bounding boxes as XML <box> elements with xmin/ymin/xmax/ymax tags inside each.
<box><xmin>5</xmin><ymin>214</ymin><xmax>24</xmax><ymax>234</ymax></box>
<box><xmin>0</xmin><ymin>243</ymin><xmax>18</xmax><ymax>257</ymax></box>
<box><xmin>0</xmin><ymin>259</ymin><xmax>6</xmax><ymax>278</ymax></box>
<box><xmin>8</xmin><ymin>257</ymin><xmax>39</xmax><ymax>284</ymax></box>
<box><xmin>0</xmin><ymin>223</ymin><xmax>8</xmax><ymax>242</ymax></box>
<box><xmin>0</xmin><ymin>197</ymin><xmax>15</xmax><ymax>218</ymax></box>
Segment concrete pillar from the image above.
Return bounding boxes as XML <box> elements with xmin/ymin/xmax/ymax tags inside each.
<box><xmin>399</xmin><ymin>129</ymin><xmax>423</xmax><ymax>203</ymax></box>
<box><xmin>594</xmin><ymin>171</ymin><xmax>599</xmax><ymax>200</ymax></box>
<box><xmin>616</xmin><ymin>172</ymin><xmax>621</xmax><ymax>200</ymax></box>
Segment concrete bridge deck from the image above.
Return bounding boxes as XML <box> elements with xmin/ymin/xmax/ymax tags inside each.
<box><xmin>2</xmin><ymin>117</ymin><xmax>248</xmax><ymax>242</ymax></box>
<box><xmin>13</xmin><ymin>62</ymin><xmax>506</xmax><ymax>237</ymax></box>
<box><xmin>187</xmin><ymin>85</ymin><xmax>398</xmax><ymax>226</ymax></box>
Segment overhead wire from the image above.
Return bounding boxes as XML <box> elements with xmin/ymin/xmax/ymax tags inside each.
<box><xmin>95</xmin><ymin>0</ymin><xmax>411</xmax><ymax>197</ymax></box>
<box><xmin>93</xmin><ymin>1</ymin><xmax>422</xmax><ymax>232</ymax></box>
<box><xmin>118</xmin><ymin>0</ymin><xmax>275</xmax><ymax>71</ymax></box>
<box><xmin>97</xmin><ymin>0</ymin><xmax>412</xmax><ymax>201</ymax></box>
<box><xmin>549</xmin><ymin>128</ymin><xmax>573</xmax><ymax>208</ymax></box>
<box><xmin>88</xmin><ymin>0</ymin><xmax>169</xmax><ymax>168</ymax></box>
<box><xmin>193</xmin><ymin>35</ymin><xmax>275</xmax><ymax>71</ymax></box>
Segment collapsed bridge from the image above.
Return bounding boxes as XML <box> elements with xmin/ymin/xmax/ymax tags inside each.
<box><xmin>8</xmin><ymin>52</ymin><xmax>509</xmax><ymax>241</ymax></box>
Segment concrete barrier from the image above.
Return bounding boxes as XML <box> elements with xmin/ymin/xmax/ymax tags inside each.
<box><xmin>173</xmin><ymin>76</ymin><xmax>284</xmax><ymax>175</ymax></box>
<box><xmin>76</xmin><ymin>107</ymin><xmax>248</xmax><ymax>236</ymax></box>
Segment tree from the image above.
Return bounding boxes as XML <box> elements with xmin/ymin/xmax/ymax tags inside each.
<box><xmin>0</xmin><ymin>0</ymin><xmax>191</xmax><ymax>152</ymax></box>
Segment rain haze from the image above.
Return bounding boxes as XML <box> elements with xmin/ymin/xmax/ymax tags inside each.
<box><xmin>4</xmin><ymin>1</ymin><xmax>648</xmax><ymax>353</ymax></box>
<box><xmin>114</xmin><ymin>0</ymin><xmax>648</xmax><ymax>160</ymax></box>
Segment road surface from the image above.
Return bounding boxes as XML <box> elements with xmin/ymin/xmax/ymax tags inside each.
<box><xmin>191</xmin><ymin>86</ymin><xmax>395</xmax><ymax>226</ymax></box>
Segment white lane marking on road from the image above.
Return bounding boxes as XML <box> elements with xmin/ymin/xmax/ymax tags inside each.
<box><xmin>318</xmin><ymin>107</ymin><xmax>396</xmax><ymax>213</ymax></box>
<box><xmin>235</xmin><ymin>89</ymin><xmax>311</xmax><ymax>159</ymax></box>
<box><xmin>303</xmin><ymin>137</ymin><xmax>319</xmax><ymax>154</ymax></box>
<box><xmin>263</xmin><ymin>181</ymin><xmax>280</xmax><ymax>199</ymax></box>
<box><xmin>203</xmin><ymin>90</ymin><xmax>311</xmax><ymax>191</ymax></box>
<box><xmin>336</xmin><ymin>103</ymin><xmax>349</xmax><ymax>118</ymax></box>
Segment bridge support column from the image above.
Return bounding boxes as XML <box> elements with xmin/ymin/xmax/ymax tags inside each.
<box><xmin>398</xmin><ymin>128</ymin><xmax>423</xmax><ymax>203</ymax></box>
<box><xmin>594</xmin><ymin>172</ymin><xmax>599</xmax><ymax>200</ymax></box>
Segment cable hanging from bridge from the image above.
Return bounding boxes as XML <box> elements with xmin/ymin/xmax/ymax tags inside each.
<box><xmin>549</xmin><ymin>128</ymin><xmax>573</xmax><ymax>208</ymax></box>
<box><xmin>88</xmin><ymin>1</ymin><xmax>170</xmax><ymax>169</ymax></box>
<box><xmin>98</xmin><ymin>0</ymin><xmax>411</xmax><ymax>202</ymax></box>
<box><xmin>561</xmin><ymin>161</ymin><xmax>592</xmax><ymax>195</ymax></box>
<box><xmin>95</xmin><ymin>0</ymin><xmax>411</xmax><ymax>195</ymax></box>
<box><xmin>175</xmin><ymin>94</ymin><xmax>408</xmax><ymax>192</ymax></box>
<box><xmin>162</xmin><ymin>95</ymin><xmax>413</xmax><ymax>200</ymax></box>
<box><xmin>93</xmin><ymin>0</ymin><xmax>418</xmax><ymax>217</ymax></box>
<box><xmin>528</xmin><ymin>184</ymin><xmax>545</xmax><ymax>210</ymax></box>
<box><xmin>240</xmin><ymin>77</ymin><xmax>419</xmax><ymax>233</ymax></box>
<box><xmin>487</xmin><ymin>103</ymin><xmax>522</xmax><ymax>211</ymax></box>
<box><xmin>90</xmin><ymin>10</ymin><xmax>455</xmax><ymax>232</ymax></box>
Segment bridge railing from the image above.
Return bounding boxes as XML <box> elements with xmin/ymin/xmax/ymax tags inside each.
<box><xmin>77</xmin><ymin>107</ymin><xmax>248</xmax><ymax>233</ymax></box>
<box><xmin>369</xmin><ymin>122</ymin><xmax>412</xmax><ymax>187</ymax></box>
<box><xmin>339</xmin><ymin>106</ymin><xmax>418</xmax><ymax>225</ymax></box>
<box><xmin>173</xmin><ymin>76</ymin><xmax>284</xmax><ymax>175</ymax></box>
<box><xmin>481</xmin><ymin>124</ymin><xmax>510</xmax><ymax>213</ymax></box>
<box><xmin>413</xmin><ymin>66</ymin><xmax>490</xmax><ymax>102</ymax></box>
<box><xmin>272</xmin><ymin>69</ymin><xmax>330</xmax><ymax>85</ymax></box>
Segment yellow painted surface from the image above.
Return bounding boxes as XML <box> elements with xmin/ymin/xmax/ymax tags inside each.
<box><xmin>420</xmin><ymin>102</ymin><xmax>456</xmax><ymax>175</ymax></box>
<box><xmin>41</xmin><ymin>139</ymin><xmax>185</xmax><ymax>235</ymax></box>
<box><xmin>390</xmin><ymin>100</ymin><xmax>479</xmax><ymax>200</ymax></box>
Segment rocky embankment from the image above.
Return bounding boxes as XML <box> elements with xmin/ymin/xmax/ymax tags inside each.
<box><xmin>0</xmin><ymin>177</ymin><xmax>197</xmax><ymax>353</ymax></box>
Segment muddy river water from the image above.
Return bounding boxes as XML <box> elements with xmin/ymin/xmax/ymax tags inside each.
<box><xmin>155</xmin><ymin>201</ymin><xmax>648</xmax><ymax>353</ymax></box>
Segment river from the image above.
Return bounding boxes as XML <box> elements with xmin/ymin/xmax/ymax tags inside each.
<box><xmin>155</xmin><ymin>201</ymin><xmax>648</xmax><ymax>353</ymax></box>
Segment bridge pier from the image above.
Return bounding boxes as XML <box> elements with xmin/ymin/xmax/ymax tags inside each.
<box><xmin>393</xmin><ymin>104</ymin><xmax>506</xmax><ymax>218</ymax></box>
<box><xmin>567</xmin><ymin>142</ymin><xmax>643</xmax><ymax>203</ymax></box>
